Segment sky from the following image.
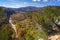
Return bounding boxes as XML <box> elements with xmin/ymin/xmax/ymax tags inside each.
<box><xmin>0</xmin><ymin>0</ymin><xmax>60</xmax><ymax>8</ymax></box>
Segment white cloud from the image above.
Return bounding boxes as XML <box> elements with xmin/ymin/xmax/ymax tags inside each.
<box><xmin>32</xmin><ymin>0</ymin><xmax>41</xmax><ymax>2</ymax></box>
<box><xmin>23</xmin><ymin>2</ymin><xmax>27</xmax><ymax>4</ymax></box>
<box><xmin>33</xmin><ymin>0</ymin><xmax>37</xmax><ymax>2</ymax></box>
<box><xmin>37</xmin><ymin>0</ymin><xmax>41</xmax><ymax>1</ymax></box>
<box><xmin>8</xmin><ymin>0</ymin><xmax>15</xmax><ymax>1</ymax></box>
<box><xmin>43</xmin><ymin>0</ymin><xmax>48</xmax><ymax>2</ymax></box>
<box><xmin>7</xmin><ymin>0</ymin><xmax>19</xmax><ymax>2</ymax></box>
<box><xmin>57</xmin><ymin>0</ymin><xmax>60</xmax><ymax>1</ymax></box>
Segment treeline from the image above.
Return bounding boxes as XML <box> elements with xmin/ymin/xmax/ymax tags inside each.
<box><xmin>0</xmin><ymin>7</ymin><xmax>14</xmax><ymax>40</ymax></box>
<box><xmin>31</xmin><ymin>6</ymin><xmax>60</xmax><ymax>35</ymax></box>
<box><xmin>1</xmin><ymin>6</ymin><xmax>60</xmax><ymax>40</ymax></box>
<box><xmin>24</xmin><ymin>6</ymin><xmax>60</xmax><ymax>35</ymax></box>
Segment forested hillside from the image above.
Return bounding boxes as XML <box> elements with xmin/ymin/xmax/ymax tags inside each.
<box><xmin>0</xmin><ymin>7</ymin><xmax>14</xmax><ymax>40</ymax></box>
<box><xmin>1</xmin><ymin>6</ymin><xmax>60</xmax><ymax>40</ymax></box>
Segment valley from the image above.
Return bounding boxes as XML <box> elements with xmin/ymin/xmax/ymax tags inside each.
<box><xmin>0</xmin><ymin>6</ymin><xmax>60</xmax><ymax>40</ymax></box>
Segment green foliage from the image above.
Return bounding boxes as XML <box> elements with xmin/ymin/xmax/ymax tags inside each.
<box><xmin>0</xmin><ymin>7</ymin><xmax>12</xmax><ymax>40</ymax></box>
<box><xmin>0</xmin><ymin>24</ymin><xmax>13</xmax><ymax>40</ymax></box>
<box><xmin>1</xmin><ymin>6</ymin><xmax>60</xmax><ymax>40</ymax></box>
<box><xmin>12</xmin><ymin>17</ymin><xmax>47</xmax><ymax>40</ymax></box>
<box><xmin>0</xmin><ymin>7</ymin><xmax>7</xmax><ymax>26</ymax></box>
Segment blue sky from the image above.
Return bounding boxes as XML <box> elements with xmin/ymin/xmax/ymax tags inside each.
<box><xmin>0</xmin><ymin>0</ymin><xmax>60</xmax><ymax>8</ymax></box>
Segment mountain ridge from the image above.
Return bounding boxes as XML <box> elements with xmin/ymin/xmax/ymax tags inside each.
<box><xmin>1</xmin><ymin>6</ymin><xmax>60</xmax><ymax>19</ymax></box>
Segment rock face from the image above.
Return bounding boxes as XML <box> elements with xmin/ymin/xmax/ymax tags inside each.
<box><xmin>57</xmin><ymin>35</ymin><xmax>60</xmax><ymax>40</ymax></box>
<box><xmin>9</xmin><ymin>18</ymin><xmax>18</xmax><ymax>39</ymax></box>
<box><xmin>48</xmin><ymin>35</ymin><xmax>60</xmax><ymax>40</ymax></box>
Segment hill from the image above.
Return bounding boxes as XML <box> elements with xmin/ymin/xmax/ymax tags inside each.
<box><xmin>2</xmin><ymin>6</ymin><xmax>38</xmax><ymax>19</ymax></box>
<box><xmin>10</xmin><ymin>6</ymin><xmax>60</xmax><ymax>40</ymax></box>
<box><xmin>1</xmin><ymin>6</ymin><xmax>60</xmax><ymax>40</ymax></box>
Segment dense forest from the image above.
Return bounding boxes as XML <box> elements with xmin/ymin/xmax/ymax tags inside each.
<box><xmin>0</xmin><ymin>6</ymin><xmax>60</xmax><ymax>40</ymax></box>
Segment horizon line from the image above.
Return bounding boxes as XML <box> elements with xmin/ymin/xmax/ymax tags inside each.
<box><xmin>0</xmin><ymin>5</ymin><xmax>60</xmax><ymax>8</ymax></box>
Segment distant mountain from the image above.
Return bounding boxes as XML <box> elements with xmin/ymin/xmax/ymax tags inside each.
<box><xmin>5</xmin><ymin>6</ymin><xmax>38</xmax><ymax>14</ymax></box>
<box><xmin>5</xmin><ymin>6</ymin><xmax>38</xmax><ymax>12</ymax></box>
<box><xmin>14</xmin><ymin>6</ymin><xmax>39</xmax><ymax>12</ymax></box>
<box><xmin>1</xmin><ymin>6</ymin><xmax>60</xmax><ymax>19</ymax></box>
<box><xmin>3</xmin><ymin>6</ymin><xmax>38</xmax><ymax>18</ymax></box>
